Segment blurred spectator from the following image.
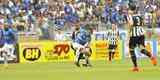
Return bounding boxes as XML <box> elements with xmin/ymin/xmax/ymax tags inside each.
<box><xmin>55</xmin><ymin>30</ymin><xmax>65</xmax><ymax>41</ymax></box>
<box><xmin>0</xmin><ymin>0</ymin><xmax>159</xmax><ymax>41</ymax></box>
<box><xmin>115</xmin><ymin>9</ymin><xmax>128</xmax><ymax>29</ymax></box>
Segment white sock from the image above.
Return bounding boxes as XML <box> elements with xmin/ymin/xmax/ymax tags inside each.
<box><xmin>75</xmin><ymin>49</ymin><xmax>80</xmax><ymax>62</ymax></box>
<box><xmin>3</xmin><ymin>53</ymin><xmax>8</xmax><ymax>65</ymax></box>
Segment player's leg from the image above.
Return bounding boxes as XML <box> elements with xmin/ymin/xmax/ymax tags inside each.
<box><xmin>3</xmin><ymin>51</ymin><xmax>8</xmax><ymax>67</ymax></box>
<box><xmin>0</xmin><ymin>48</ymin><xmax>3</xmax><ymax>58</ymax></box>
<box><xmin>112</xmin><ymin>52</ymin><xmax>115</xmax><ymax>60</ymax></box>
<box><xmin>83</xmin><ymin>47</ymin><xmax>92</xmax><ymax>67</ymax></box>
<box><xmin>109</xmin><ymin>51</ymin><xmax>112</xmax><ymax>62</ymax></box>
<box><xmin>75</xmin><ymin>48</ymin><xmax>81</xmax><ymax>67</ymax></box>
<box><xmin>108</xmin><ymin>45</ymin><xmax>113</xmax><ymax>62</ymax></box>
<box><xmin>130</xmin><ymin>48</ymin><xmax>140</xmax><ymax>72</ymax></box>
<box><xmin>1</xmin><ymin>44</ymin><xmax>8</xmax><ymax>67</ymax></box>
<box><xmin>139</xmin><ymin>36</ymin><xmax>157</xmax><ymax>66</ymax></box>
<box><xmin>140</xmin><ymin>47</ymin><xmax>157</xmax><ymax>66</ymax></box>
<box><xmin>71</xmin><ymin>43</ymin><xmax>76</xmax><ymax>55</ymax></box>
<box><xmin>111</xmin><ymin>45</ymin><xmax>117</xmax><ymax>60</ymax></box>
<box><xmin>140</xmin><ymin>46</ymin><xmax>152</xmax><ymax>57</ymax></box>
<box><xmin>129</xmin><ymin>37</ymin><xmax>139</xmax><ymax>71</ymax></box>
<box><xmin>130</xmin><ymin>48</ymin><xmax>138</xmax><ymax>66</ymax></box>
<box><xmin>139</xmin><ymin>35</ymin><xmax>151</xmax><ymax>57</ymax></box>
<box><xmin>73</xmin><ymin>43</ymin><xmax>84</xmax><ymax>67</ymax></box>
<box><xmin>9</xmin><ymin>44</ymin><xmax>16</xmax><ymax>59</ymax></box>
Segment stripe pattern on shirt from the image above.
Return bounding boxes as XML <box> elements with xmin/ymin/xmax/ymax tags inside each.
<box><xmin>130</xmin><ymin>26</ymin><xmax>145</xmax><ymax>37</ymax></box>
<box><xmin>108</xmin><ymin>30</ymin><xmax>119</xmax><ymax>45</ymax></box>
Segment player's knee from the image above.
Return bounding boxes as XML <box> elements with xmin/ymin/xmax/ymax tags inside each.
<box><xmin>140</xmin><ymin>49</ymin><xmax>149</xmax><ymax>54</ymax></box>
<box><xmin>0</xmin><ymin>52</ymin><xmax>2</xmax><ymax>57</ymax></box>
<box><xmin>79</xmin><ymin>48</ymin><xmax>84</xmax><ymax>52</ymax></box>
<box><xmin>130</xmin><ymin>49</ymin><xmax>136</xmax><ymax>57</ymax></box>
<box><xmin>130</xmin><ymin>53</ymin><xmax>137</xmax><ymax>62</ymax></box>
<box><xmin>129</xmin><ymin>48</ymin><xmax>134</xmax><ymax>52</ymax></box>
<box><xmin>89</xmin><ymin>48</ymin><xmax>92</xmax><ymax>54</ymax></box>
<box><xmin>139</xmin><ymin>45</ymin><xmax>145</xmax><ymax>49</ymax></box>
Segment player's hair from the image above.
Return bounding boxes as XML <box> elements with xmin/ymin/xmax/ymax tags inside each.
<box><xmin>128</xmin><ymin>1</ymin><xmax>137</xmax><ymax>12</ymax></box>
<box><xmin>75</xmin><ymin>27</ymin><xmax>80</xmax><ymax>31</ymax></box>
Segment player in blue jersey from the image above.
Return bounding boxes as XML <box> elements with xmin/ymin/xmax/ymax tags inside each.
<box><xmin>0</xmin><ymin>24</ymin><xmax>16</xmax><ymax>67</ymax></box>
<box><xmin>0</xmin><ymin>25</ymin><xmax>5</xmax><ymax>49</ymax></box>
<box><xmin>3</xmin><ymin>24</ymin><xmax>17</xmax><ymax>62</ymax></box>
<box><xmin>72</xmin><ymin>24</ymin><xmax>92</xmax><ymax>67</ymax></box>
<box><xmin>115</xmin><ymin>9</ymin><xmax>128</xmax><ymax>29</ymax></box>
<box><xmin>0</xmin><ymin>25</ymin><xmax>7</xmax><ymax>65</ymax></box>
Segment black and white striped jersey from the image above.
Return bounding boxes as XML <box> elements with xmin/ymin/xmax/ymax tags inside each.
<box><xmin>130</xmin><ymin>14</ymin><xmax>145</xmax><ymax>37</ymax></box>
<box><xmin>108</xmin><ymin>30</ymin><xmax>119</xmax><ymax>45</ymax></box>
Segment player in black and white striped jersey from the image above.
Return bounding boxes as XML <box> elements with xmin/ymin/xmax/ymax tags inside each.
<box><xmin>128</xmin><ymin>5</ymin><xmax>157</xmax><ymax>72</ymax></box>
<box><xmin>107</xmin><ymin>24</ymin><xmax>119</xmax><ymax>62</ymax></box>
<box><xmin>130</xmin><ymin>14</ymin><xmax>145</xmax><ymax>37</ymax></box>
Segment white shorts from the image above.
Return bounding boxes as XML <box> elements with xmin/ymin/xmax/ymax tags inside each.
<box><xmin>72</xmin><ymin>42</ymin><xmax>90</xmax><ymax>54</ymax></box>
<box><xmin>0</xmin><ymin>43</ymin><xmax>16</xmax><ymax>61</ymax></box>
<box><xmin>0</xmin><ymin>45</ymin><xmax>5</xmax><ymax>53</ymax></box>
<box><xmin>72</xmin><ymin>42</ymin><xmax>85</xmax><ymax>50</ymax></box>
<box><xmin>3</xmin><ymin>43</ymin><xmax>16</xmax><ymax>58</ymax></box>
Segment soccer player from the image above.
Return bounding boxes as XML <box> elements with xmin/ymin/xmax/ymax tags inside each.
<box><xmin>3</xmin><ymin>24</ymin><xmax>17</xmax><ymax>62</ymax></box>
<box><xmin>144</xmin><ymin>12</ymin><xmax>153</xmax><ymax>28</ymax></box>
<box><xmin>0</xmin><ymin>24</ymin><xmax>7</xmax><ymax>66</ymax></box>
<box><xmin>107</xmin><ymin>24</ymin><xmax>119</xmax><ymax>62</ymax></box>
<box><xmin>72</xmin><ymin>24</ymin><xmax>92</xmax><ymax>67</ymax></box>
<box><xmin>116</xmin><ymin>9</ymin><xmax>128</xmax><ymax>29</ymax></box>
<box><xmin>128</xmin><ymin>5</ymin><xmax>157</xmax><ymax>72</ymax></box>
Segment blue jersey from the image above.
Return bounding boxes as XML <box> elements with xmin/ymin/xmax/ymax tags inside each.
<box><xmin>111</xmin><ymin>11</ymin><xmax>118</xmax><ymax>23</ymax></box>
<box><xmin>64</xmin><ymin>14</ymin><xmax>79</xmax><ymax>24</ymax></box>
<box><xmin>75</xmin><ymin>28</ymin><xmax>91</xmax><ymax>45</ymax></box>
<box><xmin>3</xmin><ymin>28</ymin><xmax>16</xmax><ymax>44</ymax></box>
<box><xmin>23</xmin><ymin>0</ymin><xmax>30</xmax><ymax>8</ymax></box>
<box><xmin>115</xmin><ymin>13</ymin><xmax>127</xmax><ymax>25</ymax></box>
<box><xmin>55</xmin><ymin>18</ymin><xmax>65</xmax><ymax>29</ymax></box>
<box><xmin>104</xmin><ymin>6</ymin><xmax>118</xmax><ymax>23</ymax></box>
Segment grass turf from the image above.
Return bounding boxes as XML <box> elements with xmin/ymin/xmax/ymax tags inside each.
<box><xmin>0</xmin><ymin>59</ymin><xmax>159</xmax><ymax>80</ymax></box>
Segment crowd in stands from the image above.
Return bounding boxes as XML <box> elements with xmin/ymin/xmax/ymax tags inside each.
<box><xmin>0</xmin><ymin>0</ymin><xmax>160</xmax><ymax>40</ymax></box>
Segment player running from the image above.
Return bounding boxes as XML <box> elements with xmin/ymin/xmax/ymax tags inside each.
<box><xmin>107</xmin><ymin>24</ymin><xmax>119</xmax><ymax>63</ymax></box>
<box><xmin>128</xmin><ymin>5</ymin><xmax>157</xmax><ymax>72</ymax></box>
<box><xmin>0</xmin><ymin>24</ymin><xmax>7</xmax><ymax>66</ymax></box>
<box><xmin>3</xmin><ymin>24</ymin><xmax>17</xmax><ymax>63</ymax></box>
<box><xmin>72</xmin><ymin>24</ymin><xmax>92</xmax><ymax>67</ymax></box>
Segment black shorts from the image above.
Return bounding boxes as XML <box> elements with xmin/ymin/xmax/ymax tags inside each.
<box><xmin>108</xmin><ymin>44</ymin><xmax>117</xmax><ymax>50</ymax></box>
<box><xmin>129</xmin><ymin>35</ymin><xmax>145</xmax><ymax>49</ymax></box>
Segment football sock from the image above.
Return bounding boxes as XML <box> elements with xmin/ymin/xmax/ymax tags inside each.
<box><xmin>112</xmin><ymin>52</ymin><xmax>115</xmax><ymax>60</ymax></box>
<box><xmin>109</xmin><ymin>52</ymin><xmax>112</xmax><ymax>61</ymax></box>
<box><xmin>75</xmin><ymin>50</ymin><xmax>80</xmax><ymax>63</ymax></box>
<box><xmin>141</xmin><ymin>49</ymin><xmax>151</xmax><ymax>58</ymax></box>
<box><xmin>130</xmin><ymin>50</ymin><xmax>137</xmax><ymax>67</ymax></box>
<box><xmin>3</xmin><ymin>53</ymin><xmax>8</xmax><ymax>65</ymax></box>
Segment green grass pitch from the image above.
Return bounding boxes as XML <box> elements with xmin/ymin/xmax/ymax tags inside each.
<box><xmin>0</xmin><ymin>59</ymin><xmax>159</xmax><ymax>80</ymax></box>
